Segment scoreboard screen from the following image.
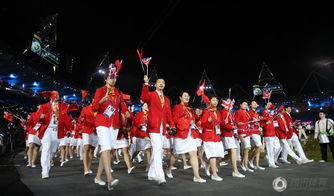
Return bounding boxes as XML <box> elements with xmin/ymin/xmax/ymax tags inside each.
<box><xmin>31</xmin><ymin>34</ymin><xmax>60</xmax><ymax>66</ymax></box>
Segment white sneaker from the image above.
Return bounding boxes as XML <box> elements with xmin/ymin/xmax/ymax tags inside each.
<box><xmin>246</xmin><ymin>168</ymin><xmax>254</xmax><ymax>172</ymax></box>
<box><xmin>107</xmin><ymin>179</ymin><xmax>119</xmax><ymax>191</ymax></box>
<box><xmin>283</xmin><ymin>160</ymin><xmax>291</xmax><ymax>164</ymax></box>
<box><xmin>42</xmin><ymin>173</ymin><xmax>49</xmax><ymax>179</ymax></box>
<box><xmin>60</xmin><ymin>161</ymin><xmax>65</xmax><ymax>167</ymax></box>
<box><xmin>240</xmin><ymin>165</ymin><xmax>247</xmax><ymax>172</ymax></box>
<box><xmin>232</xmin><ymin>172</ymin><xmax>245</xmax><ymax>178</ymax></box>
<box><xmin>113</xmin><ymin>160</ymin><xmax>120</xmax><ymax>165</ymax></box>
<box><xmin>31</xmin><ymin>164</ymin><xmax>37</xmax><ymax>168</ymax></box>
<box><xmin>269</xmin><ymin>165</ymin><xmax>279</xmax><ymax>168</ymax></box>
<box><xmin>88</xmin><ymin>170</ymin><xmax>93</xmax><ymax>174</ymax></box>
<box><xmin>128</xmin><ymin>166</ymin><xmax>135</xmax><ymax>174</ymax></box>
<box><xmin>26</xmin><ymin>163</ymin><xmax>31</xmax><ymax>167</ymax></box>
<box><xmin>70</xmin><ymin>156</ymin><xmax>73</xmax><ymax>159</ymax></box>
<box><xmin>296</xmin><ymin>159</ymin><xmax>303</xmax><ymax>165</ymax></box>
<box><xmin>110</xmin><ymin>169</ymin><xmax>114</xmax><ymax>173</ymax></box>
<box><xmin>248</xmin><ymin>161</ymin><xmax>255</xmax><ymax>169</ymax></box>
<box><xmin>319</xmin><ymin>160</ymin><xmax>325</xmax><ymax>163</ymax></box>
<box><xmin>84</xmin><ymin>171</ymin><xmax>90</xmax><ymax>176</ymax></box>
<box><xmin>255</xmin><ymin>166</ymin><xmax>265</xmax><ymax>170</ymax></box>
<box><xmin>211</xmin><ymin>175</ymin><xmax>223</xmax><ymax>181</ymax></box>
<box><xmin>302</xmin><ymin>159</ymin><xmax>314</xmax><ymax>163</ymax></box>
<box><xmin>166</xmin><ymin>171</ymin><xmax>173</xmax><ymax>178</ymax></box>
<box><xmin>200</xmin><ymin>164</ymin><xmax>206</xmax><ymax>169</ymax></box>
<box><xmin>65</xmin><ymin>159</ymin><xmax>69</xmax><ymax>162</ymax></box>
<box><xmin>24</xmin><ymin>156</ymin><xmax>27</xmax><ymax>160</ymax></box>
<box><xmin>193</xmin><ymin>177</ymin><xmax>206</xmax><ymax>183</ymax></box>
<box><xmin>219</xmin><ymin>161</ymin><xmax>228</xmax><ymax>166</ymax></box>
<box><xmin>184</xmin><ymin>165</ymin><xmax>192</xmax><ymax>170</ymax></box>
<box><xmin>94</xmin><ymin>178</ymin><xmax>106</xmax><ymax>186</ymax></box>
<box><xmin>171</xmin><ymin>166</ymin><xmax>177</xmax><ymax>170</ymax></box>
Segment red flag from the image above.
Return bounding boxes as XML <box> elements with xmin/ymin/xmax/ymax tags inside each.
<box><xmin>3</xmin><ymin>112</ymin><xmax>13</xmax><ymax>122</ymax></box>
<box><xmin>81</xmin><ymin>90</ymin><xmax>88</xmax><ymax>98</ymax></box>
<box><xmin>67</xmin><ymin>104</ymin><xmax>79</xmax><ymax>113</ymax></box>
<box><xmin>122</xmin><ymin>94</ymin><xmax>131</xmax><ymax>100</ymax></box>
<box><xmin>136</xmin><ymin>48</ymin><xmax>143</xmax><ymax>59</ymax></box>
<box><xmin>196</xmin><ymin>80</ymin><xmax>206</xmax><ymax>96</ymax></box>
<box><xmin>262</xmin><ymin>90</ymin><xmax>272</xmax><ymax>99</ymax></box>
<box><xmin>202</xmin><ymin>93</ymin><xmax>210</xmax><ymax>104</ymax></box>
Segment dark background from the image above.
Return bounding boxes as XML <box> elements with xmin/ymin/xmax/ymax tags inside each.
<box><xmin>1</xmin><ymin>0</ymin><xmax>334</xmax><ymax>101</ymax></box>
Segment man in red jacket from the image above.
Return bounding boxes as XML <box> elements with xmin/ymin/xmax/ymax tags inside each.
<box><xmin>38</xmin><ymin>91</ymin><xmax>71</xmax><ymax>179</ymax></box>
<box><xmin>92</xmin><ymin>62</ymin><xmax>128</xmax><ymax>191</ymax></box>
<box><xmin>282</xmin><ymin>106</ymin><xmax>313</xmax><ymax>163</ymax></box>
<box><xmin>260</xmin><ymin>102</ymin><xmax>280</xmax><ymax>168</ymax></box>
<box><xmin>274</xmin><ymin>107</ymin><xmax>304</xmax><ymax>165</ymax></box>
<box><xmin>141</xmin><ymin>75</ymin><xmax>175</xmax><ymax>185</ymax></box>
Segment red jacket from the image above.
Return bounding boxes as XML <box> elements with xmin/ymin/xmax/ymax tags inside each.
<box><xmin>172</xmin><ymin>104</ymin><xmax>195</xmax><ymax>139</ymax></box>
<box><xmin>79</xmin><ymin>105</ymin><xmax>96</xmax><ymax>134</ymax></box>
<box><xmin>234</xmin><ymin>109</ymin><xmax>250</xmax><ymax>135</ymax></box>
<box><xmin>274</xmin><ymin>115</ymin><xmax>289</xmax><ymax>139</ymax></box>
<box><xmin>73</xmin><ymin>123</ymin><xmax>82</xmax><ymax>139</ymax></box>
<box><xmin>260</xmin><ymin>110</ymin><xmax>276</xmax><ymax>137</ymax></box>
<box><xmin>140</xmin><ymin>84</ymin><xmax>175</xmax><ymax>134</ymax></box>
<box><xmin>283</xmin><ymin>112</ymin><xmax>298</xmax><ymax>139</ymax></box>
<box><xmin>38</xmin><ymin>102</ymin><xmax>72</xmax><ymax>139</ymax></box>
<box><xmin>220</xmin><ymin>109</ymin><xmax>235</xmax><ymax>137</ymax></box>
<box><xmin>133</xmin><ymin>111</ymin><xmax>149</xmax><ymax>138</ymax></box>
<box><xmin>192</xmin><ymin>114</ymin><xmax>202</xmax><ymax>139</ymax></box>
<box><xmin>201</xmin><ymin>107</ymin><xmax>222</xmax><ymax>142</ymax></box>
<box><xmin>248</xmin><ymin>109</ymin><xmax>261</xmax><ymax>135</ymax></box>
<box><xmin>26</xmin><ymin>111</ymin><xmax>41</xmax><ymax>135</ymax></box>
<box><xmin>92</xmin><ymin>86</ymin><xmax>128</xmax><ymax>128</ymax></box>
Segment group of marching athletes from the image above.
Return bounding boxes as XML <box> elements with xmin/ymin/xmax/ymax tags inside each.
<box><xmin>20</xmin><ymin>62</ymin><xmax>318</xmax><ymax>191</ymax></box>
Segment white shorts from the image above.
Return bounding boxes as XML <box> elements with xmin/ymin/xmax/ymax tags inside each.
<box><xmin>239</xmin><ymin>134</ymin><xmax>251</xmax><ymax>149</ymax></box>
<box><xmin>82</xmin><ymin>133</ymin><xmax>98</xmax><ymax>147</ymax></box>
<box><xmin>203</xmin><ymin>141</ymin><xmax>225</xmax><ymax>159</ymax></box>
<box><xmin>136</xmin><ymin>137</ymin><xmax>151</xmax><ymax>151</ymax></box>
<box><xmin>251</xmin><ymin>134</ymin><xmax>262</xmax><ymax>147</ymax></box>
<box><xmin>163</xmin><ymin>135</ymin><xmax>174</xmax><ymax>149</ymax></box>
<box><xmin>96</xmin><ymin>126</ymin><xmax>119</xmax><ymax>152</ymax></box>
<box><xmin>173</xmin><ymin>131</ymin><xmax>197</xmax><ymax>154</ymax></box>
<box><xmin>223</xmin><ymin>136</ymin><xmax>237</xmax><ymax>149</ymax></box>
<box><xmin>70</xmin><ymin>137</ymin><xmax>78</xmax><ymax>146</ymax></box>
<box><xmin>59</xmin><ymin>137</ymin><xmax>68</xmax><ymax>147</ymax></box>
<box><xmin>196</xmin><ymin>138</ymin><xmax>202</xmax><ymax>147</ymax></box>
<box><xmin>28</xmin><ymin>134</ymin><xmax>41</xmax><ymax>146</ymax></box>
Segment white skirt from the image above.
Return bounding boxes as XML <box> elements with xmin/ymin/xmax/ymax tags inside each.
<box><xmin>70</xmin><ymin>137</ymin><xmax>78</xmax><ymax>146</ymax></box>
<box><xmin>136</xmin><ymin>137</ymin><xmax>151</xmax><ymax>151</ymax></box>
<box><xmin>203</xmin><ymin>141</ymin><xmax>225</xmax><ymax>159</ymax></box>
<box><xmin>250</xmin><ymin>134</ymin><xmax>262</xmax><ymax>147</ymax></box>
<box><xmin>113</xmin><ymin>135</ymin><xmax>129</xmax><ymax>149</ymax></box>
<box><xmin>173</xmin><ymin>130</ymin><xmax>197</xmax><ymax>154</ymax></box>
<box><xmin>223</xmin><ymin>136</ymin><xmax>237</xmax><ymax>149</ymax></box>
<box><xmin>28</xmin><ymin>133</ymin><xmax>41</xmax><ymax>146</ymax></box>
<box><xmin>82</xmin><ymin>133</ymin><xmax>98</xmax><ymax>147</ymax></box>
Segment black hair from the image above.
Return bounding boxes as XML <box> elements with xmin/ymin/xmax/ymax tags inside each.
<box><xmin>284</xmin><ymin>105</ymin><xmax>291</xmax><ymax>109</ymax></box>
<box><xmin>319</xmin><ymin>111</ymin><xmax>326</xmax><ymax>115</ymax></box>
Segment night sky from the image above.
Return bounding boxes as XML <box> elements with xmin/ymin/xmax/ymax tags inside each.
<box><xmin>1</xmin><ymin>1</ymin><xmax>334</xmax><ymax>101</ymax></box>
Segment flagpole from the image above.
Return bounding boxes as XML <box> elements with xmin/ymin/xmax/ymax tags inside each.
<box><xmin>136</xmin><ymin>49</ymin><xmax>145</xmax><ymax>74</ymax></box>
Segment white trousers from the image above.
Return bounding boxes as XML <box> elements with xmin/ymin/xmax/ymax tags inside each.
<box><xmin>148</xmin><ymin>124</ymin><xmax>165</xmax><ymax>182</ymax></box>
<box><xmin>40</xmin><ymin>127</ymin><xmax>59</xmax><ymax>175</ymax></box>
<box><xmin>264</xmin><ymin>137</ymin><xmax>280</xmax><ymax>166</ymax></box>
<box><xmin>276</xmin><ymin>139</ymin><xmax>302</xmax><ymax>162</ymax></box>
<box><xmin>283</xmin><ymin>133</ymin><xmax>307</xmax><ymax>161</ymax></box>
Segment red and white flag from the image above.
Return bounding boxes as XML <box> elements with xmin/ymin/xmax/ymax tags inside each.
<box><xmin>196</xmin><ymin>80</ymin><xmax>206</xmax><ymax>96</ymax></box>
<box><xmin>141</xmin><ymin>57</ymin><xmax>152</xmax><ymax>66</ymax></box>
<box><xmin>262</xmin><ymin>90</ymin><xmax>272</xmax><ymax>99</ymax></box>
<box><xmin>3</xmin><ymin>111</ymin><xmax>13</xmax><ymax>122</ymax></box>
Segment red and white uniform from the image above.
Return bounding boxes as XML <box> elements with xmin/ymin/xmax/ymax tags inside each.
<box><xmin>172</xmin><ymin>104</ymin><xmax>198</xmax><ymax>154</ymax></box>
<box><xmin>282</xmin><ymin>112</ymin><xmax>308</xmax><ymax>161</ymax></box>
<box><xmin>248</xmin><ymin>109</ymin><xmax>263</xmax><ymax>147</ymax></box>
<box><xmin>92</xmin><ymin>86</ymin><xmax>128</xmax><ymax>152</ymax></box>
<box><xmin>194</xmin><ymin>113</ymin><xmax>203</xmax><ymax>147</ymax></box>
<box><xmin>260</xmin><ymin>109</ymin><xmax>280</xmax><ymax>167</ymax></box>
<box><xmin>201</xmin><ymin>107</ymin><xmax>224</xmax><ymax>159</ymax></box>
<box><xmin>132</xmin><ymin>111</ymin><xmax>151</xmax><ymax>151</ymax></box>
<box><xmin>38</xmin><ymin>101</ymin><xmax>71</xmax><ymax>176</ymax></box>
<box><xmin>26</xmin><ymin>111</ymin><xmax>42</xmax><ymax>146</ymax></box>
<box><xmin>140</xmin><ymin>83</ymin><xmax>175</xmax><ymax>182</ymax></box>
<box><xmin>235</xmin><ymin>108</ymin><xmax>251</xmax><ymax>149</ymax></box>
<box><xmin>221</xmin><ymin>109</ymin><xmax>237</xmax><ymax>149</ymax></box>
<box><xmin>274</xmin><ymin>114</ymin><xmax>302</xmax><ymax>163</ymax></box>
<box><xmin>79</xmin><ymin>105</ymin><xmax>98</xmax><ymax>147</ymax></box>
